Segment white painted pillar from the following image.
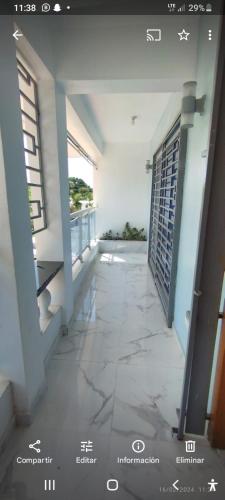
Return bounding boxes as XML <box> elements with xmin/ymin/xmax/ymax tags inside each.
<box><xmin>34</xmin><ymin>80</ymin><xmax>74</xmax><ymax>324</ymax></box>
<box><xmin>0</xmin><ymin>17</ymin><xmax>45</xmax><ymax>423</ymax></box>
<box><xmin>53</xmin><ymin>83</ymin><xmax>74</xmax><ymax>323</ymax></box>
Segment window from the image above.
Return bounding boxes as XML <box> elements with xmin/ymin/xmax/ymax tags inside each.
<box><xmin>17</xmin><ymin>56</ymin><xmax>47</xmax><ymax>234</ymax></box>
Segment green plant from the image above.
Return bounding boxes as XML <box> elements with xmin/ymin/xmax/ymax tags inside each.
<box><xmin>69</xmin><ymin>177</ymin><xmax>93</xmax><ymax>212</ymax></box>
<box><xmin>101</xmin><ymin>230</ymin><xmax>122</xmax><ymax>240</ymax></box>
<box><xmin>101</xmin><ymin>230</ymin><xmax>113</xmax><ymax>240</ymax></box>
<box><xmin>100</xmin><ymin>223</ymin><xmax>146</xmax><ymax>241</ymax></box>
<box><xmin>122</xmin><ymin>222</ymin><xmax>146</xmax><ymax>241</ymax></box>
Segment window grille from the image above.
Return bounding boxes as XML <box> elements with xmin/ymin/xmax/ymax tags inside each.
<box><xmin>149</xmin><ymin>118</ymin><xmax>187</xmax><ymax>326</ymax></box>
<box><xmin>17</xmin><ymin>57</ymin><xmax>47</xmax><ymax>234</ymax></box>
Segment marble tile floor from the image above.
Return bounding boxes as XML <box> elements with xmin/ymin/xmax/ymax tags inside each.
<box><xmin>0</xmin><ymin>253</ymin><xmax>225</xmax><ymax>500</ymax></box>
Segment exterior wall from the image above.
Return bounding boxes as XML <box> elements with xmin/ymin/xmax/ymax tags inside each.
<box><xmin>174</xmin><ymin>16</ymin><xmax>221</xmax><ymax>351</ymax></box>
<box><xmin>94</xmin><ymin>143</ymin><xmax>151</xmax><ymax>238</ymax></box>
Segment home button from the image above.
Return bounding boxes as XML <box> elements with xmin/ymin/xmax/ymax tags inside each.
<box><xmin>107</xmin><ymin>479</ymin><xmax>119</xmax><ymax>491</ymax></box>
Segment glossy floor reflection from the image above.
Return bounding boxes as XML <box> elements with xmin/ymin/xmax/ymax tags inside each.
<box><xmin>1</xmin><ymin>253</ymin><xmax>225</xmax><ymax>499</ymax></box>
<box><xmin>52</xmin><ymin>253</ymin><xmax>184</xmax><ymax>440</ymax></box>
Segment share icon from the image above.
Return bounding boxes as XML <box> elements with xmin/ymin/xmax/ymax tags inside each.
<box><xmin>29</xmin><ymin>440</ymin><xmax>41</xmax><ymax>454</ymax></box>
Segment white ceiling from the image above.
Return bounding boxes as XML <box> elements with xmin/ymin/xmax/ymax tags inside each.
<box><xmin>87</xmin><ymin>93</ymin><xmax>172</xmax><ymax>143</ymax></box>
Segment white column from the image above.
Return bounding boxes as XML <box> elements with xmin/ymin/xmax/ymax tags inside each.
<box><xmin>35</xmin><ymin>81</ymin><xmax>74</xmax><ymax>323</ymax></box>
<box><xmin>0</xmin><ymin>17</ymin><xmax>45</xmax><ymax>423</ymax></box>
<box><xmin>54</xmin><ymin>83</ymin><xmax>74</xmax><ymax>322</ymax></box>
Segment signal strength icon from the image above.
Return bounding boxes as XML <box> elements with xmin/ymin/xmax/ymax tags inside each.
<box><xmin>178</xmin><ymin>3</ymin><xmax>186</xmax><ymax>11</ymax></box>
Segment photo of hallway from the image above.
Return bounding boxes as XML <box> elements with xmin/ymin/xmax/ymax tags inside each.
<box><xmin>0</xmin><ymin>5</ymin><xmax>225</xmax><ymax>499</ymax></box>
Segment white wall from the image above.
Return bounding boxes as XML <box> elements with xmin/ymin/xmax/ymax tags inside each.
<box><xmin>148</xmin><ymin>16</ymin><xmax>221</xmax><ymax>353</ymax></box>
<box><xmin>173</xmin><ymin>15</ymin><xmax>221</xmax><ymax>352</ymax></box>
<box><xmin>66</xmin><ymin>99</ymin><xmax>102</xmax><ymax>163</ymax></box>
<box><xmin>94</xmin><ymin>143</ymin><xmax>151</xmax><ymax>237</ymax></box>
<box><xmin>69</xmin><ymin>96</ymin><xmax>105</xmax><ymax>154</ymax></box>
<box><xmin>149</xmin><ymin>93</ymin><xmax>181</xmax><ymax>160</ymax></box>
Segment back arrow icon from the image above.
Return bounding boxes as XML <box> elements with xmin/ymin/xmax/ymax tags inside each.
<box><xmin>13</xmin><ymin>30</ymin><xmax>23</xmax><ymax>41</ymax></box>
<box><xmin>172</xmin><ymin>480</ymin><xmax>180</xmax><ymax>491</ymax></box>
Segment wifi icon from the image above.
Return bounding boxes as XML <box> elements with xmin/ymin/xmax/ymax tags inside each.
<box><xmin>147</xmin><ymin>33</ymin><xmax>154</xmax><ymax>41</ymax></box>
<box><xmin>178</xmin><ymin>3</ymin><xmax>186</xmax><ymax>11</ymax></box>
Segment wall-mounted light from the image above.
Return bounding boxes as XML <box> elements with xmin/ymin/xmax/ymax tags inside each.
<box><xmin>131</xmin><ymin>115</ymin><xmax>138</xmax><ymax>125</ymax></box>
<box><xmin>145</xmin><ymin>160</ymin><xmax>153</xmax><ymax>173</ymax></box>
<box><xmin>181</xmin><ymin>81</ymin><xmax>206</xmax><ymax>128</ymax></box>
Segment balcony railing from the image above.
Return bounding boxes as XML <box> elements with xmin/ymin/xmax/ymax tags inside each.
<box><xmin>70</xmin><ymin>208</ymin><xmax>96</xmax><ymax>264</ymax></box>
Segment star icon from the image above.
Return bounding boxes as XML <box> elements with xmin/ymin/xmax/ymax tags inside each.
<box><xmin>178</xmin><ymin>29</ymin><xmax>190</xmax><ymax>41</ymax></box>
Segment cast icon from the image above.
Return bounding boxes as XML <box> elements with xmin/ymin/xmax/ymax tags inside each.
<box><xmin>146</xmin><ymin>29</ymin><xmax>161</xmax><ymax>42</ymax></box>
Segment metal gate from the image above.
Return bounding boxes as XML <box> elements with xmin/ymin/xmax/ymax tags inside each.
<box><xmin>148</xmin><ymin>117</ymin><xmax>187</xmax><ymax>327</ymax></box>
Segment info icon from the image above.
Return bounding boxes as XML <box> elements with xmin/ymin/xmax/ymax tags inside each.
<box><xmin>132</xmin><ymin>439</ymin><xmax>145</xmax><ymax>453</ymax></box>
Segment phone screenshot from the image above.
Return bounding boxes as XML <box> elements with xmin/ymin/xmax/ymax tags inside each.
<box><xmin>0</xmin><ymin>0</ymin><xmax>225</xmax><ymax>498</ymax></box>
